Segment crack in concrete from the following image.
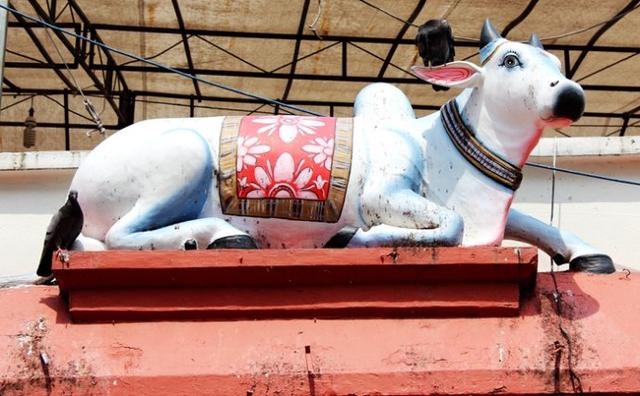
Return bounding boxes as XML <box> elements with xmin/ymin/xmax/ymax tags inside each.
<box><xmin>549</xmin><ymin>269</ymin><xmax>584</xmax><ymax>394</ymax></box>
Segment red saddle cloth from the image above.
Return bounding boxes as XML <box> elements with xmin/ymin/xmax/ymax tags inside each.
<box><xmin>219</xmin><ymin>115</ymin><xmax>353</xmax><ymax>222</ymax></box>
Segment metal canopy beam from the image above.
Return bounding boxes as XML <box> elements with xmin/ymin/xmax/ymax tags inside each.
<box><xmin>501</xmin><ymin>0</ymin><xmax>539</xmax><ymax>37</ymax></box>
<box><xmin>2</xmin><ymin>76</ymin><xmax>18</xmax><ymax>90</ymax></box>
<box><xmin>88</xmin><ymin>23</ymin><xmax>640</xmax><ymax>53</ymax></box>
<box><xmin>171</xmin><ymin>0</ymin><xmax>201</xmax><ymax>100</ymax></box>
<box><xmin>281</xmin><ymin>0</ymin><xmax>311</xmax><ymax>102</ymax></box>
<box><xmin>66</xmin><ymin>0</ymin><xmax>128</xmax><ymax>92</ymax></box>
<box><xmin>25</xmin><ymin>0</ymin><xmax>125</xmax><ymax>123</ymax></box>
<box><xmin>83</xmin><ymin>63</ymin><xmax>640</xmax><ymax>91</ymax></box>
<box><xmin>377</xmin><ymin>0</ymin><xmax>425</xmax><ymax>79</ymax></box>
<box><xmin>567</xmin><ymin>0</ymin><xmax>640</xmax><ymax>79</ymax></box>
<box><xmin>3</xmin><ymin>87</ymin><xmax>640</xmax><ymax>121</ymax></box>
<box><xmin>8</xmin><ymin>1</ymin><xmax>76</xmax><ymax>91</ymax></box>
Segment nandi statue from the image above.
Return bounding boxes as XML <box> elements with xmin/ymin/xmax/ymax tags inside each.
<box><xmin>38</xmin><ymin>19</ymin><xmax>614</xmax><ymax>276</ymax></box>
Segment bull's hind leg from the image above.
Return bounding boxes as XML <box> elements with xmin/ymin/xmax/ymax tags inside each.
<box><xmin>103</xmin><ymin>127</ymin><xmax>254</xmax><ymax>250</ymax></box>
<box><xmin>105</xmin><ymin>213</ymin><xmax>252</xmax><ymax>250</ymax></box>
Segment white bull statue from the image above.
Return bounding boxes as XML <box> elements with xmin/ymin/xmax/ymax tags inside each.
<box><xmin>38</xmin><ymin>19</ymin><xmax>615</xmax><ymax>276</ymax></box>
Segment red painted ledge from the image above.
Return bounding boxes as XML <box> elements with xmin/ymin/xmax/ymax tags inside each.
<box><xmin>0</xmin><ymin>272</ymin><xmax>638</xmax><ymax>395</ymax></box>
<box><xmin>52</xmin><ymin>247</ymin><xmax>537</xmax><ymax>321</ymax></box>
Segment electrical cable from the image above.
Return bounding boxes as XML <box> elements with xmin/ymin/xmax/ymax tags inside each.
<box><xmin>526</xmin><ymin>162</ymin><xmax>640</xmax><ymax>186</ymax></box>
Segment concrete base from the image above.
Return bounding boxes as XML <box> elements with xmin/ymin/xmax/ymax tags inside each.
<box><xmin>0</xmin><ymin>272</ymin><xmax>638</xmax><ymax>395</ymax></box>
<box><xmin>53</xmin><ymin>247</ymin><xmax>537</xmax><ymax>321</ymax></box>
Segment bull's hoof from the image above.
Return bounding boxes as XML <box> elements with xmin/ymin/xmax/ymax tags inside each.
<box><xmin>207</xmin><ymin>235</ymin><xmax>258</xmax><ymax>249</ymax></box>
<box><xmin>183</xmin><ymin>239</ymin><xmax>198</xmax><ymax>250</ymax></box>
<box><xmin>570</xmin><ymin>254</ymin><xmax>615</xmax><ymax>274</ymax></box>
<box><xmin>324</xmin><ymin>226</ymin><xmax>358</xmax><ymax>248</ymax></box>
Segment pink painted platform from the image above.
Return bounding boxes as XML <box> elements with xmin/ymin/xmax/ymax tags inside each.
<box><xmin>51</xmin><ymin>247</ymin><xmax>537</xmax><ymax>321</ymax></box>
<box><xmin>1</xmin><ymin>251</ymin><xmax>638</xmax><ymax>394</ymax></box>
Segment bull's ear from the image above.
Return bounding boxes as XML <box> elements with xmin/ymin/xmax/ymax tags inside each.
<box><xmin>411</xmin><ymin>61</ymin><xmax>483</xmax><ymax>89</ymax></box>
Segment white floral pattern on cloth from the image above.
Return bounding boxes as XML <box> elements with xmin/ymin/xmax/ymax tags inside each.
<box><xmin>246</xmin><ymin>153</ymin><xmax>318</xmax><ymax>199</ymax></box>
<box><xmin>252</xmin><ymin>115</ymin><xmax>325</xmax><ymax>143</ymax></box>
<box><xmin>302</xmin><ymin>137</ymin><xmax>334</xmax><ymax>170</ymax></box>
<box><xmin>236</xmin><ymin>136</ymin><xmax>270</xmax><ymax>172</ymax></box>
<box><xmin>236</xmin><ymin>116</ymin><xmax>337</xmax><ymax>201</ymax></box>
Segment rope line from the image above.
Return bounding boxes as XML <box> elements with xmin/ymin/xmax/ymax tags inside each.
<box><xmin>40</xmin><ymin>16</ymin><xmax>106</xmax><ymax>135</ymax></box>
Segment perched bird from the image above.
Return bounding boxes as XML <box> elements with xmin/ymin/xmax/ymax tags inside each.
<box><xmin>37</xmin><ymin>190</ymin><xmax>84</xmax><ymax>277</ymax></box>
<box><xmin>415</xmin><ymin>19</ymin><xmax>456</xmax><ymax>91</ymax></box>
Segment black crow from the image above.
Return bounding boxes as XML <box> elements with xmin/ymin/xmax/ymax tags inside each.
<box><xmin>37</xmin><ymin>190</ymin><xmax>83</xmax><ymax>277</ymax></box>
<box><xmin>415</xmin><ymin>19</ymin><xmax>455</xmax><ymax>91</ymax></box>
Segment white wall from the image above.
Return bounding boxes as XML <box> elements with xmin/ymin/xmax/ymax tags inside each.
<box><xmin>0</xmin><ymin>168</ymin><xmax>74</xmax><ymax>277</ymax></box>
<box><xmin>1</xmin><ymin>139</ymin><xmax>638</xmax><ymax>277</ymax></box>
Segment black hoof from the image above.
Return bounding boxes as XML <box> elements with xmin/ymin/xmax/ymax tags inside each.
<box><xmin>207</xmin><ymin>235</ymin><xmax>258</xmax><ymax>249</ymax></box>
<box><xmin>184</xmin><ymin>239</ymin><xmax>198</xmax><ymax>250</ymax></box>
<box><xmin>552</xmin><ymin>254</ymin><xmax>569</xmax><ymax>265</ymax></box>
<box><xmin>323</xmin><ymin>227</ymin><xmax>358</xmax><ymax>248</ymax></box>
<box><xmin>570</xmin><ymin>254</ymin><xmax>615</xmax><ymax>274</ymax></box>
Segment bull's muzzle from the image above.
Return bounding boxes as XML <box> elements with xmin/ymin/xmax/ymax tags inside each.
<box><xmin>552</xmin><ymin>84</ymin><xmax>585</xmax><ymax>122</ymax></box>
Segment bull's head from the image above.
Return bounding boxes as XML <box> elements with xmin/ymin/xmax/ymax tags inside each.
<box><xmin>412</xmin><ymin>19</ymin><xmax>585</xmax><ymax>129</ymax></box>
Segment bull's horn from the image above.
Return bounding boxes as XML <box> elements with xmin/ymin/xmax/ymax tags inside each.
<box><xmin>480</xmin><ymin>18</ymin><xmax>501</xmax><ymax>49</ymax></box>
<box><xmin>528</xmin><ymin>33</ymin><xmax>544</xmax><ymax>49</ymax></box>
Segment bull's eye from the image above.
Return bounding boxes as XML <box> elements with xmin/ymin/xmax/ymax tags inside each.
<box><xmin>500</xmin><ymin>53</ymin><xmax>522</xmax><ymax>69</ymax></box>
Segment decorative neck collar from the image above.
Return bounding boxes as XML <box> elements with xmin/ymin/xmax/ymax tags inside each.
<box><xmin>440</xmin><ymin>99</ymin><xmax>523</xmax><ymax>191</ymax></box>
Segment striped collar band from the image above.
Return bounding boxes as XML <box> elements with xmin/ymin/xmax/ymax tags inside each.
<box><xmin>440</xmin><ymin>99</ymin><xmax>523</xmax><ymax>191</ymax></box>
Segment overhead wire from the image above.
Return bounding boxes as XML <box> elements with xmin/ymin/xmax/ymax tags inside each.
<box><xmin>526</xmin><ymin>162</ymin><xmax>640</xmax><ymax>187</ymax></box>
<box><xmin>2</xmin><ymin>4</ymin><xmax>639</xmax><ymax>187</ymax></box>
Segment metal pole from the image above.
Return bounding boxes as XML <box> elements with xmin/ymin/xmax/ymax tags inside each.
<box><xmin>0</xmin><ymin>0</ymin><xmax>8</xmax><ymax>108</ymax></box>
<box><xmin>64</xmin><ymin>89</ymin><xmax>70</xmax><ymax>150</ymax></box>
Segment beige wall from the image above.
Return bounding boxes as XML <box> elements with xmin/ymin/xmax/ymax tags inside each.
<box><xmin>0</xmin><ymin>150</ymin><xmax>638</xmax><ymax>277</ymax></box>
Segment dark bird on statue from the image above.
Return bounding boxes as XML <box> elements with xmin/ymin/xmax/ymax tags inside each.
<box><xmin>37</xmin><ymin>190</ymin><xmax>83</xmax><ymax>277</ymax></box>
<box><xmin>415</xmin><ymin>19</ymin><xmax>455</xmax><ymax>91</ymax></box>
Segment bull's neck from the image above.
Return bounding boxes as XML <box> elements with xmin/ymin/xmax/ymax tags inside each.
<box><xmin>455</xmin><ymin>88</ymin><xmax>543</xmax><ymax>168</ymax></box>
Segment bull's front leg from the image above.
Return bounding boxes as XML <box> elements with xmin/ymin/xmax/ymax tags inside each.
<box><xmin>351</xmin><ymin>188</ymin><xmax>463</xmax><ymax>247</ymax></box>
<box><xmin>504</xmin><ymin>208</ymin><xmax>615</xmax><ymax>273</ymax></box>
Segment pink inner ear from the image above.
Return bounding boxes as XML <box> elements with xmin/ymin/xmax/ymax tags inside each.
<box><xmin>418</xmin><ymin>66</ymin><xmax>474</xmax><ymax>82</ymax></box>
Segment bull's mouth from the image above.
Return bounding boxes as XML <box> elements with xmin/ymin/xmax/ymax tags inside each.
<box><xmin>540</xmin><ymin>116</ymin><xmax>575</xmax><ymax>128</ymax></box>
